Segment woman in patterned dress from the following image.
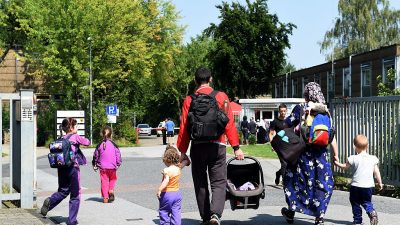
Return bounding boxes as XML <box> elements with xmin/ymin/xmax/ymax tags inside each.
<box><xmin>281</xmin><ymin>82</ymin><xmax>339</xmax><ymax>225</ymax></box>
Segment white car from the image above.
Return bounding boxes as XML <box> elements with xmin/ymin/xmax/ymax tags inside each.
<box><xmin>137</xmin><ymin>124</ymin><xmax>152</xmax><ymax>136</ymax></box>
<box><xmin>156</xmin><ymin>122</ymin><xmax>164</xmax><ymax>137</ymax></box>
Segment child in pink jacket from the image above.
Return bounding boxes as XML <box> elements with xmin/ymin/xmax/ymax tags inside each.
<box><xmin>92</xmin><ymin>126</ymin><xmax>122</xmax><ymax>203</ymax></box>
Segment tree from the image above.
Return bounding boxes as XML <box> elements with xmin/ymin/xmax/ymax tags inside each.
<box><xmin>205</xmin><ymin>0</ymin><xmax>295</xmax><ymax>98</ymax></box>
<box><xmin>320</xmin><ymin>0</ymin><xmax>400</xmax><ymax>59</ymax></box>
<box><xmin>279</xmin><ymin>60</ymin><xmax>296</xmax><ymax>75</ymax></box>
<box><xmin>0</xmin><ymin>0</ymin><xmax>184</xmax><ymax>143</ymax></box>
<box><xmin>377</xmin><ymin>68</ymin><xmax>400</xmax><ymax>96</ymax></box>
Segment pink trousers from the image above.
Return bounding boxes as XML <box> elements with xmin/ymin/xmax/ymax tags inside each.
<box><xmin>100</xmin><ymin>169</ymin><xmax>117</xmax><ymax>198</ymax></box>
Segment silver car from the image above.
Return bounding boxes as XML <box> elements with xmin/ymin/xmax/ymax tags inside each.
<box><xmin>137</xmin><ymin>124</ymin><xmax>152</xmax><ymax>136</ymax></box>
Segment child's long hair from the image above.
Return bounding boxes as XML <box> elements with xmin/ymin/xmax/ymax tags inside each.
<box><xmin>102</xmin><ymin>126</ymin><xmax>113</xmax><ymax>140</ymax></box>
<box><xmin>61</xmin><ymin>117</ymin><xmax>77</xmax><ymax>134</ymax></box>
<box><xmin>162</xmin><ymin>145</ymin><xmax>180</xmax><ymax>167</ymax></box>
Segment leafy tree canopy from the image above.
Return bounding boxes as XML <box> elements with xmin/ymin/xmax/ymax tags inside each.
<box><xmin>0</xmin><ymin>0</ymin><xmax>185</xmax><ymax>142</ymax></box>
<box><xmin>320</xmin><ymin>0</ymin><xmax>400</xmax><ymax>59</ymax></box>
<box><xmin>205</xmin><ymin>0</ymin><xmax>295</xmax><ymax>98</ymax></box>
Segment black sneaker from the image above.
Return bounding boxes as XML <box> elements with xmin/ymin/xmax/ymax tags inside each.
<box><xmin>275</xmin><ymin>171</ymin><xmax>281</xmax><ymax>185</ymax></box>
<box><xmin>368</xmin><ymin>211</ymin><xmax>378</xmax><ymax>225</ymax></box>
<box><xmin>281</xmin><ymin>207</ymin><xmax>295</xmax><ymax>224</ymax></box>
<box><xmin>209</xmin><ymin>214</ymin><xmax>221</xmax><ymax>225</ymax></box>
<box><xmin>40</xmin><ymin>197</ymin><xmax>51</xmax><ymax>217</ymax></box>
<box><xmin>109</xmin><ymin>192</ymin><xmax>115</xmax><ymax>203</ymax></box>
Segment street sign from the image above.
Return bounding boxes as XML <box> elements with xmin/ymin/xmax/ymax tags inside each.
<box><xmin>107</xmin><ymin>115</ymin><xmax>117</xmax><ymax>123</ymax></box>
<box><xmin>56</xmin><ymin>110</ymin><xmax>86</xmax><ymax>137</ymax></box>
<box><xmin>106</xmin><ymin>105</ymin><xmax>118</xmax><ymax>115</ymax></box>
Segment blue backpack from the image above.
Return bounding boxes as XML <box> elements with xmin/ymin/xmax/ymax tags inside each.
<box><xmin>48</xmin><ymin>134</ymin><xmax>75</xmax><ymax>168</ymax></box>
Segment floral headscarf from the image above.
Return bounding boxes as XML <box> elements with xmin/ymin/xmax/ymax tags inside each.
<box><xmin>303</xmin><ymin>82</ymin><xmax>325</xmax><ymax>104</ymax></box>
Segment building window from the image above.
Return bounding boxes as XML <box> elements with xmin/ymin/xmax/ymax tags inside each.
<box><xmin>314</xmin><ymin>73</ymin><xmax>321</xmax><ymax>85</ymax></box>
<box><xmin>302</xmin><ymin>76</ymin><xmax>309</xmax><ymax>94</ymax></box>
<box><xmin>327</xmin><ymin>71</ymin><xmax>335</xmax><ymax>102</ymax></box>
<box><xmin>261</xmin><ymin>110</ymin><xmax>273</xmax><ymax>120</ymax></box>
<box><xmin>361</xmin><ymin>63</ymin><xmax>372</xmax><ymax>97</ymax></box>
<box><xmin>292</xmin><ymin>79</ymin><xmax>298</xmax><ymax>97</ymax></box>
<box><xmin>382</xmin><ymin>58</ymin><xmax>395</xmax><ymax>87</ymax></box>
<box><xmin>343</xmin><ymin>67</ymin><xmax>351</xmax><ymax>96</ymax></box>
<box><xmin>275</xmin><ymin>83</ymin><xmax>279</xmax><ymax>97</ymax></box>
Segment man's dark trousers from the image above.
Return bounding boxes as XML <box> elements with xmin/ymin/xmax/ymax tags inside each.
<box><xmin>162</xmin><ymin>129</ymin><xmax>167</xmax><ymax>145</ymax></box>
<box><xmin>190</xmin><ymin>143</ymin><xmax>226</xmax><ymax>221</ymax></box>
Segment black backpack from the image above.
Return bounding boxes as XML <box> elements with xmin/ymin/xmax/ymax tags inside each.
<box><xmin>187</xmin><ymin>90</ymin><xmax>229</xmax><ymax>141</ymax></box>
<box><xmin>48</xmin><ymin>134</ymin><xmax>75</xmax><ymax>168</ymax></box>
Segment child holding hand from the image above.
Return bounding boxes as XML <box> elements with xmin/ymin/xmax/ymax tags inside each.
<box><xmin>335</xmin><ymin>134</ymin><xmax>383</xmax><ymax>225</ymax></box>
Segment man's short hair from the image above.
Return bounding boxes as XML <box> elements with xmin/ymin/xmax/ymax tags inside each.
<box><xmin>278</xmin><ymin>103</ymin><xmax>287</xmax><ymax>110</ymax></box>
<box><xmin>195</xmin><ymin>67</ymin><xmax>211</xmax><ymax>84</ymax></box>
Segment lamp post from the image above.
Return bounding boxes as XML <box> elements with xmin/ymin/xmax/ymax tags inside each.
<box><xmin>88</xmin><ymin>37</ymin><xmax>93</xmax><ymax>144</ymax></box>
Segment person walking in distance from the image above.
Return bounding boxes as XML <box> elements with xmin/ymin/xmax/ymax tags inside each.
<box><xmin>41</xmin><ymin>118</ymin><xmax>90</xmax><ymax>225</ymax></box>
<box><xmin>240</xmin><ymin>116</ymin><xmax>250</xmax><ymax>145</ymax></box>
<box><xmin>165</xmin><ymin>117</ymin><xmax>175</xmax><ymax>145</ymax></box>
<box><xmin>177</xmin><ymin>67</ymin><xmax>244</xmax><ymax>225</ymax></box>
<box><xmin>162</xmin><ymin>118</ymin><xmax>167</xmax><ymax>145</ymax></box>
<box><xmin>269</xmin><ymin>103</ymin><xmax>288</xmax><ymax>185</ymax></box>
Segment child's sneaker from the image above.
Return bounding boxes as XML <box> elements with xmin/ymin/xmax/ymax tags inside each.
<box><xmin>103</xmin><ymin>198</ymin><xmax>109</xmax><ymax>203</ymax></box>
<box><xmin>109</xmin><ymin>191</ymin><xmax>115</xmax><ymax>203</ymax></box>
<box><xmin>368</xmin><ymin>211</ymin><xmax>378</xmax><ymax>225</ymax></box>
<box><xmin>40</xmin><ymin>197</ymin><xmax>51</xmax><ymax>216</ymax></box>
<box><xmin>209</xmin><ymin>214</ymin><xmax>221</xmax><ymax>225</ymax></box>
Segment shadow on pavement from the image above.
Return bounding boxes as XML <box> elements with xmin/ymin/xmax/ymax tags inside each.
<box><xmin>85</xmin><ymin>197</ymin><xmax>103</xmax><ymax>203</ymax></box>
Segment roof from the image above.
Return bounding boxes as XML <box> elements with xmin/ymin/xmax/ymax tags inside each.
<box><xmin>239</xmin><ymin>98</ymin><xmax>305</xmax><ymax>104</ymax></box>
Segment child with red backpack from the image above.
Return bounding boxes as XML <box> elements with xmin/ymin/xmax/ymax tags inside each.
<box><xmin>92</xmin><ymin>126</ymin><xmax>122</xmax><ymax>203</ymax></box>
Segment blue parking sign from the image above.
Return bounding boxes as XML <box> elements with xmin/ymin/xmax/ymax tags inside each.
<box><xmin>106</xmin><ymin>105</ymin><xmax>118</xmax><ymax>115</ymax></box>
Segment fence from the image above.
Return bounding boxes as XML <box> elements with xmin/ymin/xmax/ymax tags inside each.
<box><xmin>331</xmin><ymin>96</ymin><xmax>400</xmax><ymax>185</ymax></box>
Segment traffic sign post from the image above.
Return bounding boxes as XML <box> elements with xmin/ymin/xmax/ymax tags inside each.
<box><xmin>106</xmin><ymin>104</ymin><xmax>118</xmax><ymax>124</ymax></box>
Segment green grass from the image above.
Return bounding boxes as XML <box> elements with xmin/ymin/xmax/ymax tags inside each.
<box><xmin>228</xmin><ymin>143</ymin><xmax>278</xmax><ymax>159</ymax></box>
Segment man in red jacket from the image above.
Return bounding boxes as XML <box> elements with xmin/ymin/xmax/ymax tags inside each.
<box><xmin>177</xmin><ymin>67</ymin><xmax>244</xmax><ymax>225</ymax></box>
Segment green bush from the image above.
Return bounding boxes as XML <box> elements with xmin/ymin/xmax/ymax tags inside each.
<box><xmin>115</xmin><ymin>119</ymin><xmax>137</xmax><ymax>144</ymax></box>
<box><xmin>248</xmin><ymin>134</ymin><xmax>256</xmax><ymax>145</ymax></box>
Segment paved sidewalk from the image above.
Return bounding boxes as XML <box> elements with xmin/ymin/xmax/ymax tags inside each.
<box><xmin>0</xmin><ymin>207</ymin><xmax>54</xmax><ymax>225</ymax></box>
<box><xmin>3</xmin><ymin>145</ymin><xmax>400</xmax><ymax>225</ymax></box>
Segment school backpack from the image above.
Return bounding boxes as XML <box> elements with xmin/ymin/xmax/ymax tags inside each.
<box><xmin>271</xmin><ymin>128</ymin><xmax>306</xmax><ymax>166</ymax></box>
<box><xmin>187</xmin><ymin>90</ymin><xmax>229</xmax><ymax>141</ymax></box>
<box><xmin>48</xmin><ymin>134</ymin><xmax>75</xmax><ymax>168</ymax></box>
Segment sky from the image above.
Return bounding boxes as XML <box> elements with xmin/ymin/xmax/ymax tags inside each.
<box><xmin>171</xmin><ymin>0</ymin><xmax>400</xmax><ymax>70</ymax></box>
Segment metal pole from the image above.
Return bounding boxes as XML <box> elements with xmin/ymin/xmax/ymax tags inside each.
<box><xmin>88</xmin><ymin>37</ymin><xmax>93</xmax><ymax>144</ymax></box>
<box><xmin>349</xmin><ymin>55</ymin><xmax>353</xmax><ymax>97</ymax></box>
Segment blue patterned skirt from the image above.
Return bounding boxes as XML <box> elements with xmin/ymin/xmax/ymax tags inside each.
<box><xmin>283</xmin><ymin>146</ymin><xmax>334</xmax><ymax>218</ymax></box>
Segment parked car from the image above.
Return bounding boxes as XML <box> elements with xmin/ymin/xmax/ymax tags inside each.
<box><xmin>156</xmin><ymin>122</ymin><xmax>163</xmax><ymax>137</ymax></box>
<box><xmin>137</xmin><ymin>124</ymin><xmax>152</xmax><ymax>136</ymax></box>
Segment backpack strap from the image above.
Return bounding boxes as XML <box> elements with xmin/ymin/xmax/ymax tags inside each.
<box><xmin>209</xmin><ymin>90</ymin><xmax>219</xmax><ymax>99</ymax></box>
